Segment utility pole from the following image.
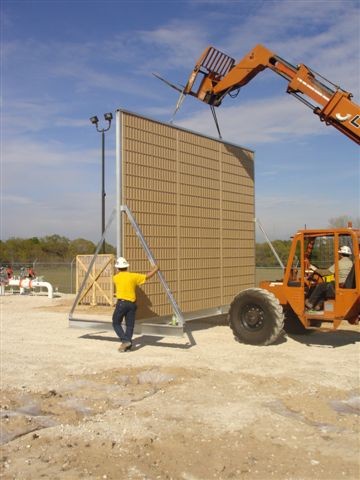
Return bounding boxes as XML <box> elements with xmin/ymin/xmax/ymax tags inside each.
<box><xmin>89</xmin><ymin>112</ymin><xmax>113</xmax><ymax>253</ymax></box>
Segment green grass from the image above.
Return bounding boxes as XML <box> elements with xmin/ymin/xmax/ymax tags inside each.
<box><xmin>43</xmin><ymin>266</ymin><xmax>283</xmax><ymax>294</ymax></box>
<box><xmin>36</xmin><ymin>265</ymin><xmax>76</xmax><ymax>293</ymax></box>
<box><xmin>255</xmin><ymin>267</ymin><xmax>284</xmax><ymax>285</ymax></box>
<box><xmin>6</xmin><ymin>264</ymin><xmax>283</xmax><ymax>295</ymax></box>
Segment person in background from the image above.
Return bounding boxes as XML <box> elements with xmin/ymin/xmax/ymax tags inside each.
<box><xmin>27</xmin><ymin>266</ymin><xmax>36</xmax><ymax>279</ymax></box>
<box><xmin>6</xmin><ymin>265</ymin><xmax>13</xmax><ymax>279</ymax></box>
<box><xmin>112</xmin><ymin>257</ymin><xmax>159</xmax><ymax>352</ymax></box>
<box><xmin>305</xmin><ymin>245</ymin><xmax>353</xmax><ymax>311</ymax></box>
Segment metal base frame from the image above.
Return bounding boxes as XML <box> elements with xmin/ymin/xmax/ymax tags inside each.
<box><xmin>69</xmin><ymin>304</ymin><xmax>229</xmax><ymax>338</ymax></box>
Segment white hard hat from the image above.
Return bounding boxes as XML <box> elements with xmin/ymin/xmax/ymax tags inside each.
<box><xmin>115</xmin><ymin>257</ymin><xmax>129</xmax><ymax>268</ymax></box>
<box><xmin>338</xmin><ymin>245</ymin><xmax>352</xmax><ymax>256</ymax></box>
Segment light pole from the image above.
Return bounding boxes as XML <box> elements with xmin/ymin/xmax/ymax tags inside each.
<box><xmin>89</xmin><ymin>112</ymin><xmax>113</xmax><ymax>254</ymax></box>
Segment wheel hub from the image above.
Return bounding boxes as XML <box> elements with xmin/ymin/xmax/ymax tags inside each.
<box><xmin>242</xmin><ymin>305</ymin><xmax>264</xmax><ymax>330</ymax></box>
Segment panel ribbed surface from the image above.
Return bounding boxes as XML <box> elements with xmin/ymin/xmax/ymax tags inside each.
<box><xmin>121</xmin><ymin>111</ymin><xmax>255</xmax><ymax>318</ymax></box>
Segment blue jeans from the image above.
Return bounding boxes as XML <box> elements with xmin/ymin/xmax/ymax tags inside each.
<box><xmin>112</xmin><ymin>300</ymin><xmax>137</xmax><ymax>343</ymax></box>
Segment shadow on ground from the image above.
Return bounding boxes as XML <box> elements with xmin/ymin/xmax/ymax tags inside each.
<box><xmin>286</xmin><ymin>329</ymin><xmax>360</xmax><ymax>348</ymax></box>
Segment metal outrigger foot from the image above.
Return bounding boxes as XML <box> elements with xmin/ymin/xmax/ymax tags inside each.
<box><xmin>135</xmin><ymin>319</ymin><xmax>185</xmax><ymax>338</ymax></box>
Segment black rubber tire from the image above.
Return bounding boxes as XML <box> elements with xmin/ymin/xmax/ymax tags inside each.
<box><xmin>284</xmin><ymin>307</ymin><xmax>321</xmax><ymax>335</ymax></box>
<box><xmin>228</xmin><ymin>288</ymin><xmax>284</xmax><ymax>346</ymax></box>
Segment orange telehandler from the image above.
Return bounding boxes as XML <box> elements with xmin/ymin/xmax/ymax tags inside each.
<box><xmin>180</xmin><ymin>44</ymin><xmax>360</xmax><ymax>144</ymax></box>
<box><xmin>163</xmin><ymin>45</ymin><xmax>360</xmax><ymax>345</ymax></box>
<box><xmin>228</xmin><ymin>226</ymin><xmax>360</xmax><ymax>345</ymax></box>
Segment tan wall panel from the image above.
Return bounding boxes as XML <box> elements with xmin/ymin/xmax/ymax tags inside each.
<box><xmin>120</xmin><ymin>110</ymin><xmax>255</xmax><ymax>318</ymax></box>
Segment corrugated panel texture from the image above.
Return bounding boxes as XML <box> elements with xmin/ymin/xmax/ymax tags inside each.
<box><xmin>121</xmin><ymin>111</ymin><xmax>255</xmax><ymax>318</ymax></box>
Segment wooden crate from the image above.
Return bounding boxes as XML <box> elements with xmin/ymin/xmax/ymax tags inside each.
<box><xmin>76</xmin><ymin>254</ymin><xmax>115</xmax><ymax>306</ymax></box>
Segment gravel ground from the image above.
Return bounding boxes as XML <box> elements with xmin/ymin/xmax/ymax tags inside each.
<box><xmin>0</xmin><ymin>292</ymin><xmax>359</xmax><ymax>480</ymax></box>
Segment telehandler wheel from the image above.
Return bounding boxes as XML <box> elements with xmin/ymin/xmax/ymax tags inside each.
<box><xmin>228</xmin><ymin>288</ymin><xmax>284</xmax><ymax>346</ymax></box>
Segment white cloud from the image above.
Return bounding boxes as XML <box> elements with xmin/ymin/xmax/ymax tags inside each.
<box><xmin>213</xmin><ymin>0</ymin><xmax>359</xmax><ymax>94</ymax></box>
<box><xmin>175</xmin><ymin>95</ymin><xmax>327</xmax><ymax>145</ymax></box>
<box><xmin>3</xmin><ymin>138</ymin><xmax>97</xmax><ymax>169</ymax></box>
<box><xmin>3</xmin><ymin>97</ymin><xmax>81</xmax><ymax>134</ymax></box>
<box><xmin>255</xmin><ymin>192</ymin><xmax>358</xmax><ymax>240</ymax></box>
<box><xmin>2</xmin><ymin>133</ymin><xmax>117</xmax><ymax>241</ymax></box>
<box><xmin>2</xmin><ymin>194</ymin><xmax>86</xmax><ymax>240</ymax></box>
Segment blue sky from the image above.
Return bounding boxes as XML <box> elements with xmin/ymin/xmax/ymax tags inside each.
<box><xmin>2</xmin><ymin>0</ymin><xmax>359</xmax><ymax>244</ymax></box>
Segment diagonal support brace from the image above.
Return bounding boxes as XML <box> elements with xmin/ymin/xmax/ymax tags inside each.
<box><xmin>121</xmin><ymin>205</ymin><xmax>185</xmax><ymax>326</ymax></box>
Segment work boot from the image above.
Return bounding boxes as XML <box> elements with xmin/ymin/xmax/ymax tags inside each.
<box><xmin>118</xmin><ymin>341</ymin><xmax>132</xmax><ymax>352</ymax></box>
<box><xmin>305</xmin><ymin>300</ymin><xmax>313</xmax><ymax>309</ymax></box>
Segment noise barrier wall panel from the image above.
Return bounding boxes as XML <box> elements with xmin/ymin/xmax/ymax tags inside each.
<box><xmin>120</xmin><ymin>110</ymin><xmax>255</xmax><ymax>318</ymax></box>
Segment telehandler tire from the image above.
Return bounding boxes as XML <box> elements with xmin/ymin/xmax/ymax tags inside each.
<box><xmin>228</xmin><ymin>288</ymin><xmax>284</xmax><ymax>346</ymax></box>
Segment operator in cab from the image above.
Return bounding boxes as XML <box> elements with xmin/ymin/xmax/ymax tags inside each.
<box><xmin>305</xmin><ymin>245</ymin><xmax>353</xmax><ymax>311</ymax></box>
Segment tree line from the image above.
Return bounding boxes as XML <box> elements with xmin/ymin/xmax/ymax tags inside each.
<box><xmin>1</xmin><ymin>216</ymin><xmax>357</xmax><ymax>267</ymax></box>
<box><xmin>0</xmin><ymin>234</ymin><xmax>291</xmax><ymax>267</ymax></box>
<box><xmin>0</xmin><ymin>235</ymin><xmax>115</xmax><ymax>264</ymax></box>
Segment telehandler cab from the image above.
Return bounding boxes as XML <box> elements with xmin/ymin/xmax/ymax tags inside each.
<box><xmin>228</xmin><ymin>226</ymin><xmax>360</xmax><ymax>345</ymax></box>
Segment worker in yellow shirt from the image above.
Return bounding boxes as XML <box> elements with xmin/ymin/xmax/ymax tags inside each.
<box><xmin>112</xmin><ymin>257</ymin><xmax>159</xmax><ymax>352</ymax></box>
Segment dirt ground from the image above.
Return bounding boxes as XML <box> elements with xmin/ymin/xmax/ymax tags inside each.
<box><xmin>0</xmin><ymin>293</ymin><xmax>359</xmax><ymax>480</ymax></box>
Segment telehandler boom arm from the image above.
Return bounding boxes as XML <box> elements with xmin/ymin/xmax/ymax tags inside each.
<box><xmin>183</xmin><ymin>45</ymin><xmax>360</xmax><ymax>144</ymax></box>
